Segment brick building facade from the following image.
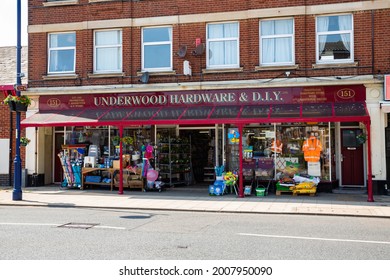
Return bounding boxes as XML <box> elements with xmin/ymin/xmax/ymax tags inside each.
<box><xmin>0</xmin><ymin>46</ymin><xmax>28</xmax><ymax>186</ymax></box>
<box><xmin>19</xmin><ymin>0</ymin><xmax>390</xmax><ymax>197</ymax></box>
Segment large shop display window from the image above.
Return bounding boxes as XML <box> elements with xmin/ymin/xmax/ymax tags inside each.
<box><xmin>226</xmin><ymin>123</ymin><xmax>336</xmax><ymax>182</ymax></box>
<box><xmin>58</xmin><ymin>126</ymin><xmax>155</xmax><ymax>190</ymax></box>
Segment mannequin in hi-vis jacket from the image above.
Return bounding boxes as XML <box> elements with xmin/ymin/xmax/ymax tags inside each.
<box><xmin>302</xmin><ymin>131</ymin><xmax>322</xmax><ymax>162</ymax></box>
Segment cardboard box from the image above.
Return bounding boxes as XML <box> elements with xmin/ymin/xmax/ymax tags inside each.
<box><xmin>112</xmin><ymin>160</ymin><xmax>120</xmax><ymax>169</ymax></box>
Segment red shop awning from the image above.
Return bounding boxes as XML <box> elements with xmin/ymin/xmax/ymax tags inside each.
<box><xmin>21</xmin><ymin>102</ymin><xmax>370</xmax><ymax>128</ymax></box>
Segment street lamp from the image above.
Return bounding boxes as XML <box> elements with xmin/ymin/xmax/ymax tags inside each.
<box><xmin>13</xmin><ymin>0</ymin><xmax>23</xmax><ymax>200</ymax></box>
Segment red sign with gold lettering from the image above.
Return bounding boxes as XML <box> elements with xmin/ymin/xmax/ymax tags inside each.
<box><xmin>39</xmin><ymin>85</ymin><xmax>366</xmax><ymax>111</ymax></box>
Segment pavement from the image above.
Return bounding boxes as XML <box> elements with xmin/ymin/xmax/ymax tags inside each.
<box><xmin>1</xmin><ymin>185</ymin><xmax>390</xmax><ymax>218</ymax></box>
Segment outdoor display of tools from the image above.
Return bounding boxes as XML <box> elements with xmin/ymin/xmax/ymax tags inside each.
<box><xmin>58</xmin><ymin>145</ymin><xmax>86</xmax><ymax>189</ymax></box>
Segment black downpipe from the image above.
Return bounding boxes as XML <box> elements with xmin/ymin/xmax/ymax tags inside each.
<box><xmin>9</xmin><ymin>111</ymin><xmax>13</xmax><ymax>186</ymax></box>
<box><xmin>371</xmin><ymin>10</ymin><xmax>375</xmax><ymax>74</ymax></box>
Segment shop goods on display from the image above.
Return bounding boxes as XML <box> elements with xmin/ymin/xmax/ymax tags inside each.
<box><xmin>276</xmin><ymin>174</ymin><xmax>319</xmax><ymax>196</ymax></box>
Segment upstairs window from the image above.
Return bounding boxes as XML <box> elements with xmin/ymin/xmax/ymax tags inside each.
<box><xmin>48</xmin><ymin>32</ymin><xmax>76</xmax><ymax>74</ymax></box>
<box><xmin>207</xmin><ymin>22</ymin><xmax>239</xmax><ymax>69</ymax></box>
<box><xmin>260</xmin><ymin>18</ymin><xmax>294</xmax><ymax>66</ymax></box>
<box><xmin>142</xmin><ymin>26</ymin><xmax>172</xmax><ymax>72</ymax></box>
<box><xmin>94</xmin><ymin>30</ymin><xmax>122</xmax><ymax>73</ymax></box>
<box><xmin>316</xmin><ymin>14</ymin><xmax>353</xmax><ymax>63</ymax></box>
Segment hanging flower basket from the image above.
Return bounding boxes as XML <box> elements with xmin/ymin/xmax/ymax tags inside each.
<box><xmin>111</xmin><ymin>136</ymin><xmax>120</xmax><ymax>146</ymax></box>
<box><xmin>121</xmin><ymin>136</ymin><xmax>134</xmax><ymax>146</ymax></box>
<box><xmin>3</xmin><ymin>95</ymin><xmax>31</xmax><ymax>112</ymax></box>
<box><xmin>20</xmin><ymin>137</ymin><xmax>31</xmax><ymax>147</ymax></box>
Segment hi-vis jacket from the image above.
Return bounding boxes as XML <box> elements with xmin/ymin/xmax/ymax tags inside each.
<box><xmin>302</xmin><ymin>136</ymin><xmax>322</xmax><ymax>162</ymax></box>
<box><xmin>271</xmin><ymin>140</ymin><xmax>283</xmax><ymax>154</ymax></box>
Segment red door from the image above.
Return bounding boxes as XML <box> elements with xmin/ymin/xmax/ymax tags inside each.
<box><xmin>341</xmin><ymin>128</ymin><xmax>364</xmax><ymax>186</ymax></box>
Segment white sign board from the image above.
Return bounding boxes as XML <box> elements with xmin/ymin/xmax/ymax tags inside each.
<box><xmin>308</xmin><ymin>161</ymin><xmax>321</xmax><ymax>177</ymax></box>
<box><xmin>0</xmin><ymin>139</ymin><xmax>10</xmax><ymax>174</ymax></box>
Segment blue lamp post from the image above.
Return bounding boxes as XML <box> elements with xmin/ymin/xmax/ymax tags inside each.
<box><xmin>12</xmin><ymin>0</ymin><xmax>23</xmax><ymax>200</ymax></box>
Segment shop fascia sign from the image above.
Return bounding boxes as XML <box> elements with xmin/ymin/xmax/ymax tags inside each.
<box><xmin>93</xmin><ymin>90</ymin><xmax>284</xmax><ymax>107</ymax></box>
<box><xmin>40</xmin><ymin>85</ymin><xmax>365</xmax><ymax>111</ymax></box>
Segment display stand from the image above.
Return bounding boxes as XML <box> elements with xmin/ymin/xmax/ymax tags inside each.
<box><xmin>157</xmin><ymin>136</ymin><xmax>192</xmax><ymax>186</ymax></box>
<box><xmin>81</xmin><ymin>167</ymin><xmax>144</xmax><ymax>191</ymax></box>
<box><xmin>59</xmin><ymin>144</ymin><xmax>87</xmax><ymax>189</ymax></box>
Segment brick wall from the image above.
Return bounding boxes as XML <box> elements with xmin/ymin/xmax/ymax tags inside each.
<box><xmin>27</xmin><ymin>0</ymin><xmax>390</xmax><ymax>88</ymax></box>
<box><xmin>0</xmin><ymin>96</ymin><xmax>27</xmax><ymax>186</ymax></box>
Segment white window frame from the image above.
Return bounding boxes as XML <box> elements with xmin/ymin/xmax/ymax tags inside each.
<box><xmin>206</xmin><ymin>22</ymin><xmax>240</xmax><ymax>69</ymax></box>
<box><xmin>48</xmin><ymin>32</ymin><xmax>76</xmax><ymax>75</ymax></box>
<box><xmin>316</xmin><ymin>14</ymin><xmax>354</xmax><ymax>64</ymax></box>
<box><xmin>260</xmin><ymin>18</ymin><xmax>295</xmax><ymax>66</ymax></box>
<box><xmin>93</xmin><ymin>29</ymin><xmax>122</xmax><ymax>74</ymax></box>
<box><xmin>142</xmin><ymin>26</ymin><xmax>173</xmax><ymax>72</ymax></box>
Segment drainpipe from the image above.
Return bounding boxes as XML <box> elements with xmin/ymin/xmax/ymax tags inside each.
<box><xmin>119</xmin><ymin>126</ymin><xmax>124</xmax><ymax>195</ymax></box>
<box><xmin>9</xmin><ymin>111</ymin><xmax>13</xmax><ymax>186</ymax></box>
<box><xmin>366</xmin><ymin>121</ymin><xmax>374</xmax><ymax>202</ymax></box>
<box><xmin>12</xmin><ymin>0</ymin><xmax>22</xmax><ymax>200</ymax></box>
<box><xmin>238</xmin><ymin>124</ymin><xmax>244</xmax><ymax>198</ymax></box>
<box><xmin>371</xmin><ymin>10</ymin><xmax>375</xmax><ymax>75</ymax></box>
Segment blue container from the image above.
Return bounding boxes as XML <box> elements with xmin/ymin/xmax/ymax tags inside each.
<box><xmin>85</xmin><ymin>176</ymin><xmax>101</xmax><ymax>183</ymax></box>
<box><xmin>208</xmin><ymin>185</ymin><xmax>215</xmax><ymax>196</ymax></box>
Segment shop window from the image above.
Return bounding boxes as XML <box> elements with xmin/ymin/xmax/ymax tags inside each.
<box><xmin>142</xmin><ymin>26</ymin><xmax>172</xmax><ymax>72</ymax></box>
<box><xmin>48</xmin><ymin>32</ymin><xmax>76</xmax><ymax>74</ymax></box>
<box><xmin>207</xmin><ymin>22</ymin><xmax>239</xmax><ymax>69</ymax></box>
<box><xmin>316</xmin><ymin>14</ymin><xmax>353</xmax><ymax>64</ymax></box>
<box><xmin>94</xmin><ymin>29</ymin><xmax>122</xmax><ymax>73</ymax></box>
<box><xmin>241</xmin><ymin>123</ymin><xmax>335</xmax><ymax>182</ymax></box>
<box><xmin>260</xmin><ymin>18</ymin><xmax>294</xmax><ymax>66</ymax></box>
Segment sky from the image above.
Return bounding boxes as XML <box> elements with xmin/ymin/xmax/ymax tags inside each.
<box><xmin>0</xmin><ymin>0</ymin><xmax>28</xmax><ymax>47</ymax></box>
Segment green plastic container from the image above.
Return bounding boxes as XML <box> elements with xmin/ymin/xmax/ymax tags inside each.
<box><xmin>256</xmin><ymin>187</ymin><xmax>266</xmax><ymax>196</ymax></box>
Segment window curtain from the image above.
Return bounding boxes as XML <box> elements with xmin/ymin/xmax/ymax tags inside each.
<box><xmin>317</xmin><ymin>17</ymin><xmax>329</xmax><ymax>56</ymax></box>
<box><xmin>261</xmin><ymin>20</ymin><xmax>292</xmax><ymax>64</ymax></box>
<box><xmin>208</xmin><ymin>23</ymin><xmax>238</xmax><ymax>66</ymax></box>
<box><xmin>338</xmin><ymin>15</ymin><xmax>351</xmax><ymax>52</ymax></box>
<box><xmin>96</xmin><ymin>31</ymin><xmax>121</xmax><ymax>71</ymax></box>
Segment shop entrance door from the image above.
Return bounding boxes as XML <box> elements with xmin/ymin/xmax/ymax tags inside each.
<box><xmin>341</xmin><ymin>128</ymin><xmax>364</xmax><ymax>186</ymax></box>
<box><xmin>54</xmin><ymin>132</ymin><xmax>65</xmax><ymax>183</ymax></box>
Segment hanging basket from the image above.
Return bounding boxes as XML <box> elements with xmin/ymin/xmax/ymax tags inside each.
<box><xmin>20</xmin><ymin>137</ymin><xmax>30</xmax><ymax>147</ymax></box>
<box><xmin>8</xmin><ymin>101</ymin><xmax>28</xmax><ymax>112</ymax></box>
<box><xmin>8</xmin><ymin>102</ymin><xmax>16</xmax><ymax>111</ymax></box>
